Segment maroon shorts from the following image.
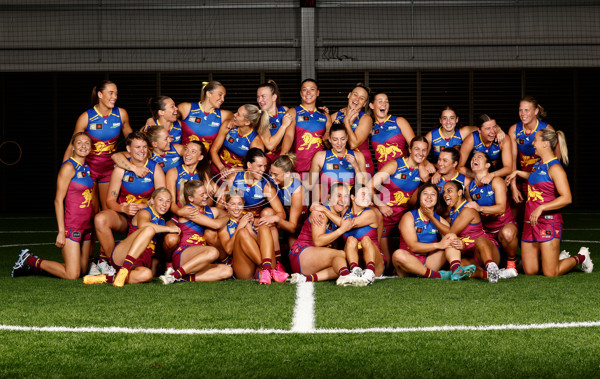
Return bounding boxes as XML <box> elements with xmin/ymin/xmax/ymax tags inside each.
<box><xmin>522</xmin><ymin>220</ymin><xmax>563</xmax><ymax>243</ymax></box>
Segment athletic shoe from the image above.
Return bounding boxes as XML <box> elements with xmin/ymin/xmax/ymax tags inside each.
<box><xmin>113</xmin><ymin>268</ymin><xmax>129</xmax><ymax>287</ymax></box>
<box><xmin>97</xmin><ymin>261</ymin><xmax>116</xmax><ymax>277</ymax></box>
<box><xmin>11</xmin><ymin>249</ymin><xmax>33</xmax><ymax>278</ymax></box>
<box><xmin>362</xmin><ymin>269</ymin><xmax>375</xmax><ymax>285</ymax></box>
<box><xmin>450</xmin><ymin>265</ymin><xmax>476</xmax><ymax>281</ymax></box>
<box><xmin>559</xmin><ymin>250</ymin><xmax>570</xmax><ymax>260</ymax></box>
<box><xmin>259</xmin><ymin>269</ymin><xmax>272</xmax><ymax>285</ymax></box>
<box><xmin>83</xmin><ymin>274</ymin><xmax>107</xmax><ymax>285</ymax></box>
<box><xmin>336</xmin><ymin>274</ymin><xmax>354</xmax><ymax>286</ymax></box>
<box><xmin>350</xmin><ymin>275</ymin><xmax>370</xmax><ymax>287</ymax></box>
<box><xmin>579</xmin><ymin>246</ymin><xmax>594</xmax><ymax>273</ymax></box>
<box><xmin>164</xmin><ymin>267</ymin><xmax>175</xmax><ymax>277</ymax></box>
<box><xmin>87</xmin><ymin>262</ymin><xmax>101</xmax><ymax>276</ymax></box>
<box><xmin>270</xmin><ymin>269</ymin><xmax>289</xmax><ymax>283</ymax></box>
<box><xmin>499</xmin><ymin>268</ymin><xmax>518</xmax><ymax>279</ymax></box>
<box><xmin>276</xmin><ymin>261</ymin><xmax>287</xmax><ymax>274</ymax></box>
<box><xmin>351</xmin><ymin>266</ymin><xmax>363</xmax><ymax>277</ymax></box>
<box><xmin>487</xmin><ymin>262</ymin><xmax>499</xmax><ymax>283</ymax></box>
<box><xmin>159</xmin><ymin>273</ymin><xmax>176</xmax><ymax>285</ymax></box>
<box><xmin>438</xmin><ymin>270</ymin><xmax>452</xmax><ymax>280</ymax></box>
<box><xmin>290</xmin><ymin>273</ymin><xmax>307</xmax><ymax>284</ymax></box>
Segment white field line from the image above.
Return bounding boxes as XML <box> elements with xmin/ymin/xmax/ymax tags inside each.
<box><xmin>291</xmin><ymin>282</ymin><xmax>315</xmax><ymax>332</ymax></box>
<box><xmin>562</xmin><ymin>240</ymin><xmax>600</xmax><ymax>244</ymax></box>
<box><xmin>0</xmin><ymin>242</ymin><xmax>56</xmax><ymax>248</ymax></box>
<box><xmin>1</xmin><ymin>321</ymin><xmax>600</xmax><ymax>335</ymax></box>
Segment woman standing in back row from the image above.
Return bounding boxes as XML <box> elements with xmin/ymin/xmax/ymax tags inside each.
<box><xmin>64</xmin><ymin>80</ymin><xmax>132</xmax><ymax>211</ymax></box>
<box><xmin>178</xmin><ymin>81</ymin><xmax>234</xmax><ymax>152</ymax></box>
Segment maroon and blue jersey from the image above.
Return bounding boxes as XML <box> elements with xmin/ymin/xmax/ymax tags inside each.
<box><xmin>471</xmin><ymin>130</ymin><xmax>502</xmax><ymax>170</ymax></box>
<box><xmin>124</xmin><ymin>206</ymin><xmax>166</xmax><ymax>268</ymax></box>
<box><xmin>294</xmin><ymin>205</ymin><xmax>338</xmax><ymax>247</ymax></box>
<box><xmin>333</xmin><ymin>110</ymin><xmax>374</xmax><ymax>175</ymax></box>
<box><xmin>371</xmin><ymin>115</ymin><xmax>408</xmax><ymax>170</ymax></box>
<box><xmin>118</xmin><ymin>159</ymin><xmax>157</xmax><ymax>205</ymax></box>
<box><xmin>381</xmin><ymin>157</ymin><xmax>421</xmax><ymax>208</ymax></box>
<box><xmin>150</xmin><ymin>143</ymin><xmax>181</xmax><ymax>174</ymax></box>
<box><xmin>172</xmin><ymin>165</ymin><xmax>201</xmax><ymax>207</ymax></box>
<box><xmin>178</xmin><ymin>205</ymin><xmax>215</xmax><ymax>247</ymax></box>
<box><xmin>276</xmin><ymin>176</ymin><xmax>303</xmax><ymax>207</ymax></box>
<box><xmin>85</xmin><ymin>106</ymin><xmax>123</xmax><ymax>180</ymax></box>
<box><xmin>407</xmin><ymin>209</ymin><xmax>442</xmax><ymax>244</ymax></box>
<box><xmin>294</xmin><ymin>105</ymin><xmax>327</xmax><ymax>172</ymax></box>
<box><xmin>266</xmin><ymin>105</ymin><xmax>287</xmax><ymax>163</ymax></box>
<box><xmin>62</xmin><ymin>158</ymin><xmax>94</xmax><ymax>230</ymax></box>
<box><xmin>515</xmin><ymin>119</ymin><xmax>549</xmax><ymax>172</ymax></box>
<box><xmin>220</xmin><ymin>127</ymin><xmax>258</xmax><ymax>169</ymax></box>
<box><xmin>181</xmin><ymin>102</ymin><xmax>222</xmax><ymax>151</ymax></box>
<box><xmin>436</xmin><ymin>172</ymin><xmax>467</xmax><ymax>195</ymax></box>
<box><xmin>320</xmin><ymin>149</ymin><xmax>357</xmax><ymax>189</ymax></box>
<box><xmin>142</xmin><ymin>120</ymin><xmax>183</xmax><ymax>145</ymax></box>
<box><xmin>231</xmin><ymin>171</ymin><xmax>269</xmax><ymax>215</ymax></box>
<box><xmin>430</xmin><ymin>127</ymin><xmax>462</xmax><ymax>160</ymax></box>
<box><xmin>342</xmin><ymin>207</ymin><xmax>379</xmax><ymax>244</ymax></box>
<box><xmin>468</xmin><ymin>180</ymin><xmax>515</xmax><ymax>232</ymax></box>
<box><xmin>525</xmin><ymin>158</ymin><xmax>563</xmax><ymax>224</ymax></box>
<box><xmin>449</xmin><ymin>200</ymin><xmax>489</xmax><ymax>245</ymax></box>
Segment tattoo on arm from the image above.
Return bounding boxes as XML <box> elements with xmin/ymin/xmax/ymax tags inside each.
<box><xmin>111</xmin><ymin>190</ymin><xmax>118</xmax><ymax>197</ymax></box>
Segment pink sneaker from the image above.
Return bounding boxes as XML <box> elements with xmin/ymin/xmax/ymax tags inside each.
<box><xmin>270</xmin><ymin>269</ymin><xmax>289</xmax><ymax>283</ymax></box>
<box><xmin>259</xmin><ymin>269</ymin><xmax>272</xmax><ymax>285</ymax></box>
<box><xmin>276</xmin><ymin>261</ymin><xmax>287</xmax><ymax>273</ymax></box>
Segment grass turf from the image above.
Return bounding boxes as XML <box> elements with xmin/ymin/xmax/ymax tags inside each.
<box><xmin>0</xmin><ymin>212</ymin><xmax>599</xmax><ymax>377</ymax></box>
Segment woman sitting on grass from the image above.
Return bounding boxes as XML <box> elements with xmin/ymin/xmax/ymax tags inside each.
<box><xmin>424</xmin><ymin>180</ymin><xmax>500</xmax><ymax>283</ymax></box>
<box><xmin>392</xmin><ymin>183</ymin><xmax>457</xmax><ymax>280</ymax></box>
<box><xmin>83</xmin><ymin>187</ymin><xmax>180</xmax><ymax>286</ymax></box>
<box><xmin>217</xmin><ymin>193</ymin><xmax>288</xmax><ymax>284</ymax></box>
<box><xmin>159</xmin><ymin>180</ymin><xmax>232</xmax><ymax>284</ymax></box>
<box><xmin>12</xmin><ymin>132</ymin><xmax>95</xmax><ymax>279</ymax></box>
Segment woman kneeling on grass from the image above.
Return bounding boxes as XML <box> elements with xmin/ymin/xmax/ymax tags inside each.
<box><xmin>392</xmin><ymin>183</ymin><xmax>456</xmax><ymax>279</ymax></box>
<box><xmin>218</xmin><ymin>193</ymin><xmax>289</xmax><ymax>284</ymax></box>
<box><xmin>159</xmin><ymin>180</ymin><xmax>232</xmax><ymax>284</ymax></box>
<box><xmin>12</xmin><ymin>133</ymin><xmax>95</xmax><ymax>279</ymax></box>
<box><xmin>425</xmin><ymin>180</ymin><xmax>500</xmax><ymax>283</ymax></box>
<box><xmin>289</xmin><ymin>183</ymin><xmax>366</xmax><ymax>286</ymax></box>
<box><xmin>506</xmin><ymin>128</ymin><xmax>593</xmax><ymax>276</ymax></box>
<box><xmin>83</xmin><ymin>188</ymin><xmax>180</xmax><ymax>286</ymax></box>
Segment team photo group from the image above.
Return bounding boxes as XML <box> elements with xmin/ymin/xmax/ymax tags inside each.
<box><xmin>10</xmin><ymin>78</ymin><xmax>594</xmax><ymax>287</ymax></box>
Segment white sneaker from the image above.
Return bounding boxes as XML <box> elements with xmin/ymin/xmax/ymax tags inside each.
<box><xmin>164</xmin><ymin>267</ymin><xmax>175</xmax><ymax>276</ymax></box>
<box><xmin>290</xmin><ymin>273</ymin><xmax>307</xmax><ymax>284</ymax></box>
<box><xmin>487</xmin><ymin>262</ymin><xmax>499</xmax><ymax>283</ymax></box>
<box><xmin>559</xmin><ymin>250</ymin><xmax>570</xmax><ymax>260</ymax></box>
<box><xmin>159</xmin><ymin>273</ymin><xmax>176</xmax><ymax>285</ymax></box>
<box><xmin>499</xmin><ymin>268</ymin><xmax>518</xmax><ymax>279</ymax></box>
<box><xmin>350</xmin><ymin>276</ymin><xmax>370</xmax><ymax>287</ymax></box>
<box><xmin>88</xmin><ymin>262</ymin><xmax>101</xmax><ymax>276</ymax></box>
<box><xmin>97</xmin><ymin>261</ymin><xmax>116</xmax><ymax>276</ymax></box>
<box><xmin>579</xmin><ymin>247</ymin><xmax>594</xmax><ymax>273</ymax></box>
<box><xmin>362</xmin><ymin>269</ymin><xmax>375</xmax><ymax>285</ymax></box>
<box><xmin>336</xmin><ymin>274</ymin><xmax>355</xmax><ymax>286</ymax></box>
<box><xmin>351</xmin><ymin>267</ymin><xmax>363</xmax><ymax>277</ymax></box>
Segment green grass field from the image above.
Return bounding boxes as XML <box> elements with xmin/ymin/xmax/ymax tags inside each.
<box><xmin>1</xmin><ymin>213</ymin><xmax>599</xmax><ymax>378</ymax></box>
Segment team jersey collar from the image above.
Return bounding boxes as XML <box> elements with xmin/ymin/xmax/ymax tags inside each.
<box><xmin>300</xmin><ymin>104</ymin><xmax>317</xmax><ymax>114</ymax></box>
<box><xmin>376</xmin><ymin>115</ymin><xmax>392</xmax><ymax>125</ymax></box>
<box><xmin>93</xmin><ymin>105</ymin><xmax>113</xmax><ymax>119</ymax></box>
<box><xmin>453</xmin><ymin>199</ymin><xmax>468</xmax><ymax>212</ymax></box>
<box><xmin>199</xmin><ymin>102</ymin><xmax>216</xmax><ymax>116</ymax></box>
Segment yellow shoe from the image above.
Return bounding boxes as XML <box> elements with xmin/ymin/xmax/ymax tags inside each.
<box><xmin>113</xmin><ymin>268</ymin><xmax>129</xmax><ymax>287</ymax></box>
<box><xmin>83</xmin><ymin>274</ymin><xmax>107</xmax><ymax>285</ymax></box>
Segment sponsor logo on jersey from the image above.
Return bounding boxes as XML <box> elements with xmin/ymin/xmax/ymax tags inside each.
<box><xmin>210</xmin><ymin>122</ymin><xmax>220</xmax><ymax>127</ymax></box>
<box><xmin>112</xmin><ymin>123</ymin><xmax>121</xmax><ymax>128</ymax></box>
<box><xmin>227</xmin><ymin>137</ymin><xmax>235</xmax><ymax>144</ymax></box>
<box><xmin>518</xmin><ymin>138</ymin><xmax>525</xmax><ymax>144</ymax></box>
<box><xmin>416</xmin><ymin>227</ymin><xmax>423</xmax><ymax>234</ymax></box>
<box><xmin>373</xmin><ymin>129</ymin><xmax>380</xmax><ymax>135</ymax></box>
<box><xmin>271</xmin><ymin>123</ymin><xmax>278</xmax><ymax>129</ymax></box>
<box><xmin>473</xmin><ymin>193</ymin><xmax>481</xmax><ymax>200</ymax></box>
<box><xmin>303</xmin><ymin>116</ymin><xmax>310</xmax><ymax>121</ymax></box>
<box><xmin>90</xmin><ymin>123</ymin><xmax>103</xmax><ymax>130</ymax></box>
<box><xmin>124</xmin><ymin>175</ymin><xmax>134</xmax><ymax>182</ymax></box>
<box><xmin>142</xmin><ymin>178</ymin><xmax>152</xmax><ymax>183</ymax></box>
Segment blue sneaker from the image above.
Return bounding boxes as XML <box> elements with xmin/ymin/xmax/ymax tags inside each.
<box><xmin>438</xmin><ymin>270</ymin><xmax>452</xmax><ymax>280</ymax></box>
<box><xmin>451</xmin><ymin>264</ymin><xmax>476</xmax><ymax>281</ymax></box>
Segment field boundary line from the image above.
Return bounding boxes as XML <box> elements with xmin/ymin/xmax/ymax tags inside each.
<box><xmin>291</xmin><ymin>282</ymin><xmax>315</xmax><ymax>332</ymax></box>
<box><xmin>2</xmin><ymin>321</ymin><xmax>600</xmax><ymax>335</ymax></box>
<box><xmin>562</xmin><ymin>240</ymin><xmax>600</xmax><ymax>244</ymax></box>
<box><xmin>0</xmin><ymin>231</ymin><xmax>56</xmax><ymax>234</ymax></box>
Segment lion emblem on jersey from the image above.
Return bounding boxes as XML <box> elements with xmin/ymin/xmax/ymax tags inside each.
<box><xmin>186</xmin><ymin>233</ymin><xmax>206</xmax><ymax>245</ymax></box>
<box><xmin>527</xmin><ymin>185</ymin><xmax>544</xmax><ymax>203</ymax></box>
<box><xmin>220</xmin><ymin>149</ymin><xmax>241</xmax><ymax>166</ymax></box>
<box><xmin>520</xmin><ymin>154</ymin><xmax>538</xmax><ymax>168</ymax></box>
<box><xmin>388</xmin><ymin>191</ymin><xmax>409</xmax><ymax>207</ymax></box>
<box><xmin>298</xmin><ymin>133</ymin><xmax>322</xmax><ymax>151</ymax></box>
<box><xmin>93</xmin><ymin>141</ymin><xmax>116</xmax><ymax>155</ymax></box>
<box><xmin>376</xmin><ymin>144</ymin><xmax>403</xmax><ymax>162</ymax></box>
<box><xmin>80</xmin><ymin>189</ymin><xmax>93</xmax><ymax>208</ymax></box>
